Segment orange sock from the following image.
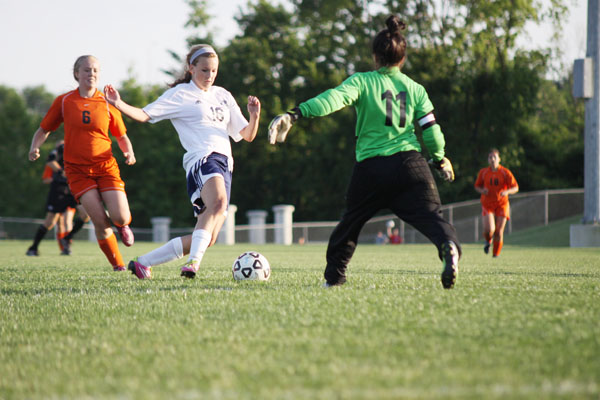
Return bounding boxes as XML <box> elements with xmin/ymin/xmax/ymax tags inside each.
<box><xmin>98</xmin><ymin>233</ymin><xmax>124</xmax><ymax>267</ymax></box>
<box><xmin>493</xmin><ymin>240</ymin><xmax>503</xmax><ymax>257</ymax></box>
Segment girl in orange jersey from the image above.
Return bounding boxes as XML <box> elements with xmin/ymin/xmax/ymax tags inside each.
<box><xmin>474</xmin><ymin>148</ymin><xmax>519</xmax><ymax>257</ymax></box>
<box><xmin>28</xmin><ymin>55</ymin><xmax>136</xmax><ymax>271</ymax></box>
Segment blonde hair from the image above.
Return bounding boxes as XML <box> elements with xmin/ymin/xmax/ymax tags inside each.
<box><xmin>72</xmin><ymin>55</ymin><xmax>97</xmax><ymax>82</ymax></box>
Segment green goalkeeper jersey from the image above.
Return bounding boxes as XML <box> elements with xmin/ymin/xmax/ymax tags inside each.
<box><xmin>298</xmin><ymin>66</ymin><xmax>446</xmax><ymax>162</ymax></box>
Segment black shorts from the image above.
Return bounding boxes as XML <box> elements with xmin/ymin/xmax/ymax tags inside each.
<box><xmin>45</xmin><ymin>181</ymin><xmax>77</xmax><ymax>213</ymax></box>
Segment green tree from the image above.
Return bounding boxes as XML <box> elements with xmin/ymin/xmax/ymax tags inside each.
<box><xmin>217</xmin><ymin>1</ymin><xmax>358</xmax><ymax>221</ymax></box>
<box><xmin>217</xmin><ymin>0</ymin><xmax>579</xmax><ymax>220</ymax></box>
<box><xmin>0</xmin><ymin>85</ymin><xmax>55</xmax><ymax>217</ymax></box>
<box><xmin>0</xmin><ymin>0</ymin><xmax>583</xmax><ymax>227</ymax></box>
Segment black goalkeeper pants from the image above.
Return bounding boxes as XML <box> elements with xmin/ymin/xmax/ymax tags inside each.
<box><xmin>324</xmin><ymin>150</ymin><xmax>461</xmax><ymax>285</ymax></box>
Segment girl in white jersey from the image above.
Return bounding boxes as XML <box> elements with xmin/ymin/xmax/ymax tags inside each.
<box><xmin>104</xmin><ymin>44</ymin><xmax>261</xmax><ymax>279</ymax></box>
<box><xmin>268</xmin><ymin>16</ymin><xmax>461</xmax><ymax>289</ymax></box>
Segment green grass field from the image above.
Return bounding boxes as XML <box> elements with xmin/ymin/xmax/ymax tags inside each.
<box><xmin>1</xmin><ymin>220</ymin><xmax>599</xmax><ymax>399</ymax></box>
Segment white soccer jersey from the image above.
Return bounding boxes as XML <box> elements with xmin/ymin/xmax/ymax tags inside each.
<box><xmin>143</xmin><ymin>81</ymin><xmax>247</xmax><ymax>174</ymax></box>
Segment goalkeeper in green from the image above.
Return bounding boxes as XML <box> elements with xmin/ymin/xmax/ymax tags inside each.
<box><xmin>269</xmin><ymin>15</ymin><xmax>461</xmax><ymax>289</ymax></box>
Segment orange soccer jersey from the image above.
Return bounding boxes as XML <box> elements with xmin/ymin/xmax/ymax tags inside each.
<box><xmin>475</xmin><ymin>165</ymin><xmax>518</xmax><ymax>210</ymax></box>
<box><xmin>40</xmin><ymin>89</ymin><xmax>126</xmax><ymax>166</ymax></box>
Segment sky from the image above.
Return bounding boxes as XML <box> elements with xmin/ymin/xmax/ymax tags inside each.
<box><xmin>0</xmin><ymin>0</ymin><xmax>589</xmax><ymax>95</ymax></box>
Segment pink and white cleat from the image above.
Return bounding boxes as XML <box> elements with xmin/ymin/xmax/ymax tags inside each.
<box><xmin>128</xmin><ymin>258</ymin><xmax>152</xmax><ymax>280</ymax></box>
<box><xmin>180</xmin><ymin>260</ymin><xmax>200</xmax><ymax>279</ymax></box>
<box><xmin>117</xmin><ymin>225</ymin><xmax>134</xmax><ymax>247</ymax></box>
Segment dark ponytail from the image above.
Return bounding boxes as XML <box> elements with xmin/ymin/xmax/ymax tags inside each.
<box><xmin>372</xmin><ymin>15</ymin><xmax>407</xmax><ymax>68</ymax></box>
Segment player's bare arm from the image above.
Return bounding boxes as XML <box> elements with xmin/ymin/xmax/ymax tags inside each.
<box><xmin>500</xmin><ymin>186</ymin><xmax>519</xmax><ymax>197</ymax></box>
<box><xmin>28</xmin><ymin>127</ymin><xmax>52</xmax><ymax>161</ymax></box>
<box><xmin>47</xmin><ymin>160</ymin><xmax>62</xmax><ymax>172</ymax></box>
<box><xmin>104</xmin><ymin>85</ymin><xmax>151</xmax><ymax>123</ymax></box>
<box><xmin>475</xmin><ymin>185</ymin><xmax>488</xmax><ymax>195</ymax></box>
<box><xmin>116</xmin><ymin>135</ymin><xmax>136</xmax><ymax>165</ymax></box>
<box><xmin>239</xmin><ymin>96</ymin><xmax>261</xmax><ymax>142</ymax></box>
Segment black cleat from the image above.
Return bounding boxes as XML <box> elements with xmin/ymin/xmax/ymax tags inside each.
<box><xmin>180</xmin><ymin>270</ymin><xmax>197</xmax><ymax>279</ymax></box>
<box><xmin>59</xmin><ymin>238</ymin><xmax>71</xmax><ymax>255</ymax></box>
<box><xmin>26</xmin><ymin>248</ymin><xmax>39</xmax><ymax>256</ymax></box>
<box><xmin>441</xmin><ymin>241</ymin><xmax>459</xmax><ymax>289</ymax></box>
<box><xmin>483</xmin><ymin>242</ymin><xmax>491</xmax><ymax>254</ymax></box>
<box><xmin>180</xmin><ymin>260</ymin><xmax>200</xmax><ymax>279</ymax></box>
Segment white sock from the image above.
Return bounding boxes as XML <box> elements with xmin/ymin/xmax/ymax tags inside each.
<box><xmin>188</xmin><ymin>229</ymin><xmax>212</xmax><ymax>264</ymax></box>
<box><xmin>138</xmin><ymin>237</ymin><xmax>184</xmax><ymax>267</ymax></box>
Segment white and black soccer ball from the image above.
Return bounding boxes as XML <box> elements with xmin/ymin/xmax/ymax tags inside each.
<box><xmin>232</xmin><ymin>251</ymin><xmax>271</xmax><ymax>281</ymax></box>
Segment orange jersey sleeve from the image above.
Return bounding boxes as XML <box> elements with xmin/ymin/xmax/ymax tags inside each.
<box><xmin>40</xmin><ymin>90</ymin><xmax>127</xmax><ymax>165</ymax></box>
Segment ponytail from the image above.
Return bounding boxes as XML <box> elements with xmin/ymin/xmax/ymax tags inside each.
<box><xmin>372</xmin><ymin>15</ymin><xmax>407</xmax><ymax>68</ymax></box>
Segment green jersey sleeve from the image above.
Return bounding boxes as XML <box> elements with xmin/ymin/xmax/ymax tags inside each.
<box><xmin>298</xmin><ymin>74</ymin><xmax>362</xmax><ymax>117</ymax></box>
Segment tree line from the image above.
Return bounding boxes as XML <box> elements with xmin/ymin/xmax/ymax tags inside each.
<box><xmin>0</xmin><ymin>0</ymin><xmax>584</xmax><ymax>228</ymax></box>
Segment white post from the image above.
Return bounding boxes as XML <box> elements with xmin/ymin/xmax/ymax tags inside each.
<box><xmin>272</xmin><ymin>204</ymin><xmax>295</xmax><ymax>245</ymax></box>
<box><xmin>544</xmin><ymin>191</ymin><xmax>549</xmax><ymax>226</ymax></box>
<box><xmin>583</xmin><ymin>0</ymin><xmax>600</xmax><ymax>225</ymax></box>
<box><xmin>217</xmin><ymin>204</ymin><xmax>237</xmax><ymax>245</ymax></box>
<box><xmin>151</xmin><ymin>217</ymin><xmax>171</xmax><ymax>243</ymax></box>
<box><xmin>571</xmin><ymin>0</ymin><xmax>600</xmax><ymax>246</ymax></box>
<box><xmin>399</xmin><ymin>220</ymin><xmax>405</xmax><ymax>241</ymax></box>
<box><xmin>246</xmin><ymin>210</ymin><xmax>267</xmax><ymax>244</ymax></box>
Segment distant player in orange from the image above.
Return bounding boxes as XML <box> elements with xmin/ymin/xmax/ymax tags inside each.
<box><xmin>28</xmin><ymin>55</ymin><xmax>135</xmax><ymax>271</ymax></box>
<box><xmin>474</xmin><ymin>148</ymin><xmax>519</xmax><ymax>257</ymax></box>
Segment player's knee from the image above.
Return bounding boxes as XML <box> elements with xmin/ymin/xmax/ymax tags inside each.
<box><xmin>111</xmin><ymin>212</ymin><xmax>132</xmax><ymax>227</ymax></box>
<box><xmin>207</xmin><ymin>197</ymin><xmax>228</xmax><ymax>216</ymax></box>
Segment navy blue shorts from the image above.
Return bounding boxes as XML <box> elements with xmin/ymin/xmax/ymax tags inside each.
<box><xmin>186</xmin><ymin>153</ymin><xmax>232</xmax><ymax>216</ymax></box>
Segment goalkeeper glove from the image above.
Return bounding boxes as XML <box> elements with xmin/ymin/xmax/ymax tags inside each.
<box><xmin>429</xmin><ymin>157</ymin><xmax>455</xmax><ymax>182</ymax></box>
<box><xmin>268</xmin><ymin>107</ymin><xmax>301</xmax><ymax>145</ymax></box>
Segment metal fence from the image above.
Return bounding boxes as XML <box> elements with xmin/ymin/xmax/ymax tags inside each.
<box><xmin>0</xmin><ymin>189</ymin><xmax>584</xmax><ymax>245</ymax></box>
<box><xmin>252</xmin><ymin>188</ymin><xmax>584</xmax><ymax>244</ymax></box>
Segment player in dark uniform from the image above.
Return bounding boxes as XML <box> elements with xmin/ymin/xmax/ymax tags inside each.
<box><xmin>26</xmin><ymin>143</ymin><xmax>89</xmax><ymax>256</ymax></box>
<box><xmin>268</xmin><ymin>15</ymin><xmax>461</xmax><ymax>289</ymax></box>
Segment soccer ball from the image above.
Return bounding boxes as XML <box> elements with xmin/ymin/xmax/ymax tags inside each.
<box><xmin>232</xmin><ymin>251</ymin><xmax>271</xmax><ymax>281</ymax></box>
<box><xmin>386</xmin><ymin>219</ymin><xmax>395</xmax><ymax>228</ymax></box>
